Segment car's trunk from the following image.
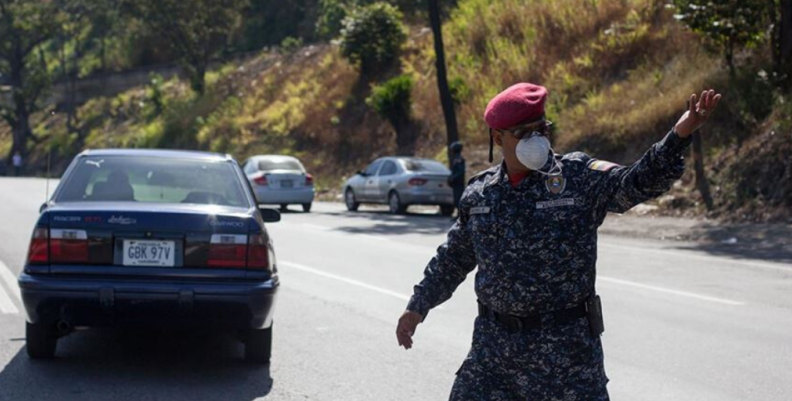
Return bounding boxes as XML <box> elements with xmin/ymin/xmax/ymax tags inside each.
<box><xmin>261</xmin><ymin>170</ymin><xmax>308</xmax><ymax>189</ymax></box>
<box><xmin>35</xmin><ymin>203</ymin><xmax>266</xmax><ymax>279</ymax></box>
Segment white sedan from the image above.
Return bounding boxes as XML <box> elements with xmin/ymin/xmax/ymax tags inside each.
<box><xmin>242</xmin><ymin>155</ymin><xmax>315</xmax><ymax>212</ymax></box>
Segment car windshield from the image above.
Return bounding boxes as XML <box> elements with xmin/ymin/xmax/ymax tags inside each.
<box><xmin>402</xmin><ymin>159</ymin><xmax>449</xmax><ymax>173</ymax></box>
<box><xmin>57</xmin><ymin>156</ymin><xmax>249</xmax><ymax>207</ymax></box>
<box><xmin>258</xmin><ymin>158</ymin><xmax>304</xmax><ymax>172</ymax></box>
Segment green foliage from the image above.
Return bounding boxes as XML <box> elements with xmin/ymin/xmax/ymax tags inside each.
<box><xmin>366</xmin><ymin>74</ymin><xmax>413</xmax><ymax>126</ymax></box>
<box><xmin>448</xmin><ymin>76</ymin><xmax>469</xmax><ymax>105</ymax></box>
<box><xmin>673</xmin><ymin>0</ymin><xmax>771</xmax><ymax>73</ymax></box>
<box><xmin>339</xmin><ymin>2</ymin><xmax>406</xmax><ymax>75</ymax></box>
<box><xmin>316</xmin><ymin>0</ymin><xmax>351</xmax><ymax>39</ymax></box>
<box><xmin>145</xmin><ymin>73</ymin><xmax>165</xmax><ymax>119</ymax></box>
<box><xmin>280</xmin><ymin>36</ymin><xmax>304</xmax><ymax>54</ymax></box>
<box><xmin>124</xmin><ymin>0</ymin><xmax>248</xmax><ymax>95</ymax></box>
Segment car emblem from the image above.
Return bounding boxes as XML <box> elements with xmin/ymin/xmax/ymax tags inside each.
<box><xmin>545</xmin><ymin>175</ymin><xmax>566</xmax><ymax>195</ymax></box>
<box><xmin>108</xmin><ymin>215</ymin><xmax>137</xmax><ymax>225</ymax></box>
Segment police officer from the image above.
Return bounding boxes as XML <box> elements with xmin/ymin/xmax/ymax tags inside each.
<box><xmin>396</xmin><ymin>83</ymin><xmax>721</xmax><ymax>400</ymax></box>
<box><xmin>448</xmin><ymin>141</ymin><xmax>466</xmax><ymax>218</ymax></box>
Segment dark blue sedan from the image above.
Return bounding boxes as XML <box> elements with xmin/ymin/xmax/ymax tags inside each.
<box><xmin>18</xmin><ymin>149</ymin><xmax>280</xmax><ymax>363</ymax></box>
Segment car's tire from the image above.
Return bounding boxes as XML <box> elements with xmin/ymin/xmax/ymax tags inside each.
<box><xmin>26</xmin><ymin>322</ymin><xmax>57</xmax><ymax>359</ymax></box>
<box><xmin>245</xmin><ymin>325</ymin><xmax>273</xmax><ymax>364</ymax></box>
<box><xmin>279</xmin><ymin>204</ymin><xmax>288</xmax><ymax>212</ymax></box>
<box><xmin>302</xmin><ymin>203</ymin><xmax>312</xmax><ymax>213</ymax></box>
<box><xmin>388</xmin><ymin>191</ymin><xmax>407</xmax><ymax>215</ymax></box>
<box><xmin>440</xmin><ymin>205</ymin><xmax>454</xmax><ymax>217</ymax></box>
<box><xmin>345</xmin><ymin>189</ymin><xmax>359</xmax><ymax>212</ymax></box>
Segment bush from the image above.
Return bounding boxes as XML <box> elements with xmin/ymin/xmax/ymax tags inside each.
<box><xmin>338</xmin><ymin>2</ymin><xmax>406</xmax><ymax>75</ymax></box>
<box><xmin>366</xmin><ymin>74</ymin><xmax>413</xmax><ymax>124</ymax></box>
<box><xmin>280</xmin><ymin>36</ymin><xmax>304</xmax><ymax>54</ymax></box>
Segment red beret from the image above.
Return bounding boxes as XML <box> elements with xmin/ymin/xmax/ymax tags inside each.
<box><xmin>484</xmin><ymin>83</ymin><xmax>548</xmax><ymax>130</ymax></box>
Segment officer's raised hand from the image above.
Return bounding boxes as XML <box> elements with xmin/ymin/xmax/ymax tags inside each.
<box><xmin>674</xmin><ymin>89</ymin><xmax>722</xmax><ymax>137</ymax></box>
<box><xmin>396</xmin><ymin>310</ymin><xmax>422</xmax><ymax>349</ymax></box>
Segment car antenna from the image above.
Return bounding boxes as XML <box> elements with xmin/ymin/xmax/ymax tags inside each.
<box><xmin>45</xmin><ymin>143</ymin><xmax>51</xmax><ymax>205</ymax></box>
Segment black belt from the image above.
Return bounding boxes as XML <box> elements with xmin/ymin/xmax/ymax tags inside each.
<box><xmin>477</xmin><ymin>300</ymin><xmax>587</xmax><ymax>333</ymax></box>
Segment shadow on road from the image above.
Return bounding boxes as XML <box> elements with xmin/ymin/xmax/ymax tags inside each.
<box><xmin>324</xmin><ymin>208</ymin><xmax>455</xmax><ymax>236</ymax></box>
<box><xmin>676</xmin><ymin>222</ymin><xmax>792</xmax><ymax>264</ymax></box>
<box><xmin>0</xmin><ymin>328</ymin><xmax>273</xmax><ymax>401</ymax></box>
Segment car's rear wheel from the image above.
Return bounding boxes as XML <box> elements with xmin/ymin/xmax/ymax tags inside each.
<box><xmin>345</xmin><ymin>189</ymin><xmax>359</xmax><ymax>212</ymax></box>
<box><xmin>245</xmin><ymin>325</ymin><xmax>272</xmax><ymax>364</ymax></box>
<box><xmin>440</xmin><ymin>205</ymin><xmax>454</xmax><ymax>217</ymax></box>
<box><xmin>388</xmin><ymin>191</ymin><xmax>407</xmax><ymax>215</ymax></box>
<box><xmin>26</xmin><ymin>322</ymin><xmax>57</xmax><ymax>359</ymax></box>
<box><xmin>302</xmin><ymin>203</ymin><xmax>312</xmax><ymax>213</ymax></box>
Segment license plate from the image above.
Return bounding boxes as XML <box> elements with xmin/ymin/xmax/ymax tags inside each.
<box><xmin>122</xmin><ymin>240</ymin><xmax>175</xmax><ymax>267</ymax></box>
<box><xmin>280</xmin><ymin>180</ymin><xmax>293</xmax><ymax>188</ymax></box>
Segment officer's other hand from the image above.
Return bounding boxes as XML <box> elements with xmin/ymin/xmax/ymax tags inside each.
<box><xmin>674</xmin><ymin>89</ymin><xmax>722</xmax><ymax>138</ymax></box>
<box><xmin>396</xmin><ymin>310</ymin><xmax>423</xmax><ymax>350</ymax></box>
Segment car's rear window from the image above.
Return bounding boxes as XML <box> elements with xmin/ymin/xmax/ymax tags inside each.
<box><xmin>258</xmin><ymin>158</ymin><xmax>304</xmax><ymax>172</ymax></box>
<box><xmin>402</xmin><ymin>159</ymin><xmax>449</xmax><ymax>173</ymax></box>
<box><xmin>57</xmin><ymin>156</ymin><xmax>249</xmax><ymax>207</ymax></box>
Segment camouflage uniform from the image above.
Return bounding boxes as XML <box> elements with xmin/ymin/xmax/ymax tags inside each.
<box><xmin>406</xmin><ymin>130</ymin><xmax>692</xmax><ymax>400</ymax></box>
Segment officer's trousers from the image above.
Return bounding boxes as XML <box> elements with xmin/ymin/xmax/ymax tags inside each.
<box><xmin>449</xmin><ymin>316</ymin><xmax>609</xmax><ymax>401</ymax></box>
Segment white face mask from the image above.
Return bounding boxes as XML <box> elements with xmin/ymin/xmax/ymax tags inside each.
<box><xmin>515</xmin><ymin>135</ymin><xmax>562</xmax><ymax>176</ymax></box>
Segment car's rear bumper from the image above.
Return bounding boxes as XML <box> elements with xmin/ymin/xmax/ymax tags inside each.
<box><xmin>400</xmin><ymin>190</ymin><xmax>454</xmax><ymax>205</ymax></box>
<box><xmin>18</xmin><ymin>271</ymin><xmax>278</xmax><ymax>330</ymax></box>
<box><xmin>253</xmin><ymin>187</ymin><xmax>315</xmax><ymax>205</ymax></box>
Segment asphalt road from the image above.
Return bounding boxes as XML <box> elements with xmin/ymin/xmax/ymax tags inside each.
<box><xmin>0</xmin><ymin>177</ymin><xmax>790</xmax><ymax>401</ymax></box>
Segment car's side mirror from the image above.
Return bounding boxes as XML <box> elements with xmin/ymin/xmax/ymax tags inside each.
<box><xmin>39</xmin><ymin>203</ymin><xmax>48</xmax><ymax>213</ymax></box>
<box><xmin>259</xmin><ymin>207</ymin><xmax>281</xmax><ymax>223</ymax></box>
<box><xmin>357</xmin><ymin>170</ymin><xmax>366</xmax><ymax>176</ymax></box>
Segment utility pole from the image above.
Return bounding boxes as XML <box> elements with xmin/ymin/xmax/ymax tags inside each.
<box><xmin>428</xmin><ymin>0</ymin><xmax>459</xmax><ymax>166</ymax></box>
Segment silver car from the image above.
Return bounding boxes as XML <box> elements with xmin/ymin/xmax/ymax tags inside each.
<box><xmin>343</xmin><ymin>157</ymin><xmax>454</xmax><ymax>215</ymax></box>
<box><xmin>242</xmin><ymin>155</ymin><xmax>315</xmax><ymax>212</ymax></box>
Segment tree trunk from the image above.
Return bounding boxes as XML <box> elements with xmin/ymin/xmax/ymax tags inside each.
<box><xmin>692</xmin><ymin>132</ymin><xmax>714</xmax><ymax>211</ymax></box>
<box><xmin>9</xmin><ymin>42</ymin><xmax>32</xmax><ymax>160</ymax></box>
<box><xmin>394</xmin><ymin>118</ymin><xmax>416</xmax><ymax>156</ymax></box>
<box><xmin>781</xmin><ymin>0</ymin><xmax>792</xmax><ymax>91</ymax></box>
<box><xmin>428</xmin><ymin>0</ymin><xmax>459</xmax><ymax>166</ymax></box>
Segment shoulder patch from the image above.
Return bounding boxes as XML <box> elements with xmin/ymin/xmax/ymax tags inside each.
<box><xmin>588</xmin><ymin>159</ymin><xmax>621</xmax><ymax>172</ymax></box>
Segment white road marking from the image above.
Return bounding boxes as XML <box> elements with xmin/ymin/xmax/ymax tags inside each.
<box><xmin>280</xmin><ymin>260</ymin><xmax>412</xmax><ymax>302</ymax></box>
<box><xmin>290</xmin><ymin>220</ymin><xmax>756</xmax><ymax>307</ymax></box>
<box><xmin>599</xmin><ymin>242</ymin><xmax>792</xmax><ymax>274</ymax></box>
<box><xmin>599</xmin><ymin>276</ymin><xmax>745</xmax><ymax>306</ymax></box>
<box><xmin>0</xmin><ymin>260</ymin><xmax>21</xmax><ymax>302</ymax></box>
<box><xmin>0</xmin><ymin>283</ymin><xmax>18</xmax><ymax>314</ymax></box>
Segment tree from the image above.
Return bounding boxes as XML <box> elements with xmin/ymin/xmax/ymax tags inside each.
<box><xmin>366</xmin><ymin>74</ymin><xmax>415</xmax><ymax>155</ymax></box>
<box><xmin>0</xmin><ymin>0</ymin><xmax>57</xmax><ymax>161</ymax></box>
<box><xmin>771</xmin><ymin>0</ymin><xmax>792</xmax><ymax>91</ymax></box>
<box><xmin>674</xmin><ymin>0</ymin><xmax>771</xmax><ymax>77</ymax></box>
<box><xmin>428</xmin><ymin>0</ymin><xmax>458</xmax><ymax>166</ymax></box>
<box><xmin>339</xmin><ymin>2</ymin><xmax>406</xmax><ymax>76</ymax></box>
<box><xmin>124</xmin><ymin>0</ymin><xmax>248</xmax><ymax>95</ymax></box>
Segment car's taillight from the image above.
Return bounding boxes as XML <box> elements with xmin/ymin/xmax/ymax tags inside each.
<box><xmin>254</xmin><ymin>174</ymin><xmax>268</xmax><ymax>186</ymax></box>
<box><xmin>408</xmin><ymin>178</ymin><xmax>428</xmax><ymax>186</ymax></box>
<box><xmin>247</xmin><ymin>233</ymin><xmax>271</xmax><ymax>271</ymax></box>
<box><xmin>305</xmin><ymin>174</ymin><xmax>314</xmax><ymax>186</ymax></box>
<box><xmin>208</xmin><ymin>234</ymin><xmax>247</xmax><ymax>268</ymax></box>
<box><xmin>27</xmin><ymin>227</ymin><xmax>49</xmax><ymax>264</ymax></box>
<box><xmin>50</xmin><ymin>229</ymin><xmax>89</xmax><ymax>263</ymax></box>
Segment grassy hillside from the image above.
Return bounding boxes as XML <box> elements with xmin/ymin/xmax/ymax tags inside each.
<box><xmin>1</xmin><ymin>0</ymin><xmax>789</xmax><ymax>221</ymax></box>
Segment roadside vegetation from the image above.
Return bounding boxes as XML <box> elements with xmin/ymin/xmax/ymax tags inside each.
<box><xmin>1</xmin><ymin>0</ymin><xmax>790</xmax><ymax>222</ymax></box>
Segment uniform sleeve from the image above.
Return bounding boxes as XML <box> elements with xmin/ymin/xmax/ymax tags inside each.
<box><xmin>406</xmin><ymin>200</ymin><xmax>477</xmax><ymax>319</ymax></box>
<box><xmin>592</xmin><ymin>129</ymin><xmax>692</xmax><ymax>214</ymax></box>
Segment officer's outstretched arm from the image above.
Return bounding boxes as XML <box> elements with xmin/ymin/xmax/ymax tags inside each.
<box><xmin>406</xmin><ymin>205</ymin><xmax>477</xmax><ymax>319</ymax></box>
<box><xmin>590</xmin><ymin>129</ymin><xmax>692</xmax><ymax>214</ymax></box>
